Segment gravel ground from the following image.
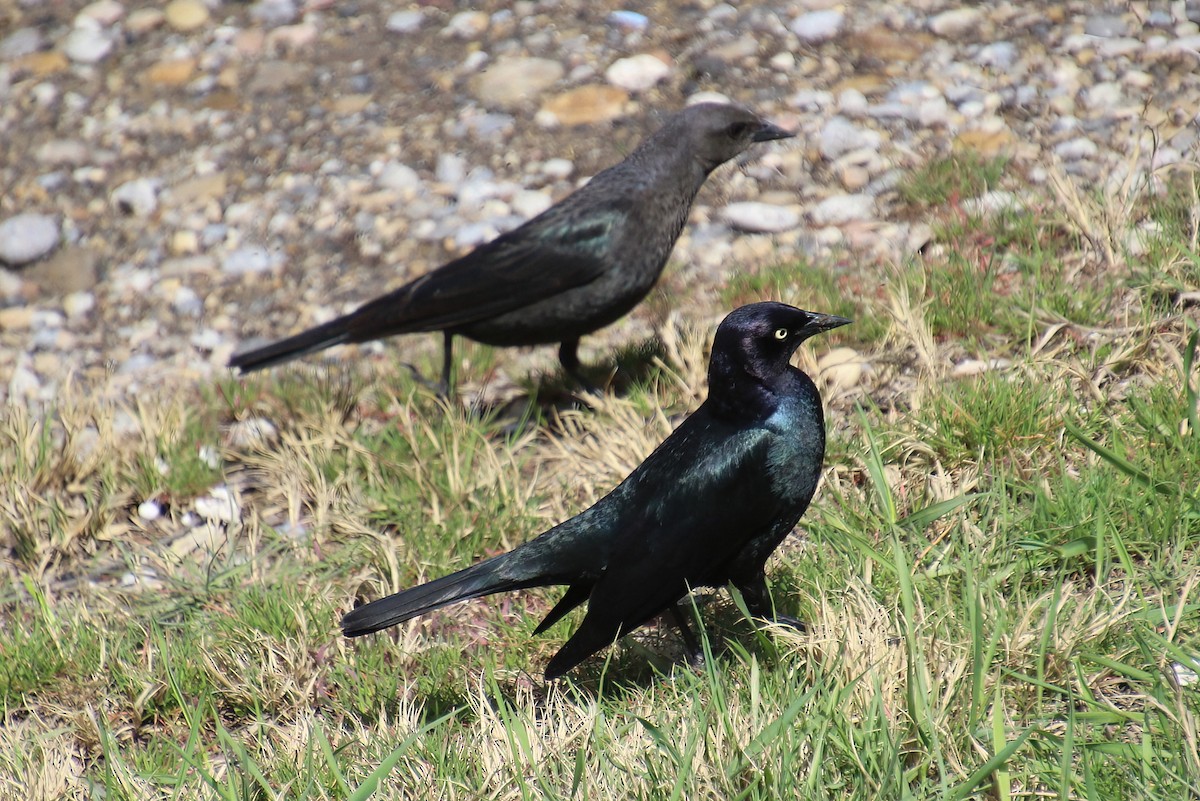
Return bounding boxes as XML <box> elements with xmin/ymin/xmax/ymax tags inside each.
<box><xmin>2</xmin><ymin>0</ymin><xmax>1199</xmax><ymax>407</ymax></box>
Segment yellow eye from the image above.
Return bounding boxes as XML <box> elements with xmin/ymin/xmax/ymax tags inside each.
<box><xmin>773</xmin><ymin>328</ymin><xmax>789</xmax><ymax>340</ymax></box>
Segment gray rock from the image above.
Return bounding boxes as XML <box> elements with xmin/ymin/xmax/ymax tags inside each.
<box><xmin>0</xmin><ymin>213</ymin><xmax>59</xmax><ymax>265</ymax></box>
<box><xmin>721</xmin><ymin>202</ymin><xmax>801</xmax><ymax>233</ymax></box>
<box><xmin>470</xmin><ymin>57</ymin><xmax>564</xmax><ymax>109</ymax></box>
<box><xmin>222</xmin><ymin>245</ymin><xmax>282</xmax><ymax>275</ymax></box>
<box><xmin>819</xmin><ymin>116</ymin><xmax>882</xmax><ymax>161</ymax></box>
<box><xmin>1054</xmin><ymin>137</ymin><xmax>1099</xmax><ymax>160</ymax></box>
<box><xmin>0</xmin><ymin>27</ymin><xmax>42</xmax><ymax>60</ymax></box>
<box><xmin>976</xmin><ymin>41</ymin><xmax>1017</xmax><ymax>69</ymax></box>
<box><xmin>810</xmin><ymin>194</ymin><xmax>876</xmax><ymax>225</ymax></box>
<box><xmin>1084</xmin><ymin>14</ymin><xmax>1128</xmax><ymax>38</ymax></box>
<box><xmin>250</xmin><ymin>0</ymin><xmax>298</xmax><ymax>26</ymax></box>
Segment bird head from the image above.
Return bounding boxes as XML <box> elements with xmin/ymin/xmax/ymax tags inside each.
<box><xmin>707</xmin><ymin>302</ymin><xmax>851</xmax><ymax>411</ymax></box>
<box><xmin>671</xmin><ymin>103</ymin><xmax>795</xmax><ymax>174</ymax></box>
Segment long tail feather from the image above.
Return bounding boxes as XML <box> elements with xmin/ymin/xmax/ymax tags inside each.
<box><xmin>341</xmin><ymin>554</ymin><xmax>547</xmax><ymax>637</ymax></box>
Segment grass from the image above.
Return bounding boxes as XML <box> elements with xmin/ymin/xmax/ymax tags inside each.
<box><xmin>2</xmin><ymin>157</ymin><xmax>1200</xmax><ymax>799</ymax></box>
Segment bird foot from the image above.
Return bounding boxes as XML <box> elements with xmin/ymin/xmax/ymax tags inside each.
<box><xmin>759</xmin><ymin>614</ymin><xmax>807</xmax><ymax>633</ymax></box>
<box><xmin>401</xmin><ymin>362</ymin><xmax>451</xmax><ymax>399</ymax></box>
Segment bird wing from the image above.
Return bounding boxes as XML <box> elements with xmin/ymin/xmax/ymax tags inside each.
<box><xmin>345</xmin><ymin>201</ymin><xmax>631</xmax><ymax>338</ymax></box>
<box><xmin>544</xmin><ymin>414</ymin><xmax>791</xmax><ymax>676</ymax></box>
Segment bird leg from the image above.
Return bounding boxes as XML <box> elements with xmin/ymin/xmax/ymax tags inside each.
<box><xmin>558</xmin><ymin>339</ymin><xmax>602</xmax><ymax>395</ymax></box>
<box><xmin>439</xmin><ymin>333</ymin><xmax>456</xmax><ymax>398</ymax></box>
<box><xmin>669</xmin><ymin>602</ymin><xmax>705</xmax><ymax>667</ymax></box>
<box><xmin>735</xmin><ymin>574</ymin><xmax>807</xmax><ymax>632</ymax></box>
<box><xmin>398</xmin><ymin>334</ymin><xmax>457</xmax><ymax>398</ymax></box>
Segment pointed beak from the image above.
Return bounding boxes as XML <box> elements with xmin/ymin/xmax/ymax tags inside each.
<box><xmin>752</xmin><ymin>121</ymin><xmax>795</xmax><ymax>142</ymax></box>
<box><xmin>805</xmin><ymin>313</ymin><xmax>852</xmax><ymax>334</ymax></box>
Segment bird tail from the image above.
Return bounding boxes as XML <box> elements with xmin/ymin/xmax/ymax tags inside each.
<box><xmin>228</xmin><ymin>316</ymin><xmax>354</xmax><ymax>373</ymax></box>
<box><xmin>341</xmin><ymin>553</ymin><xmax>547</xmax><ymax>637</ymax></box>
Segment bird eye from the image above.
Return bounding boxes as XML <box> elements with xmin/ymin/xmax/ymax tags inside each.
<box><xmin>773</xmin><ymin>328</ymin><xmax>789</xmax><ymax>340</ymax></box>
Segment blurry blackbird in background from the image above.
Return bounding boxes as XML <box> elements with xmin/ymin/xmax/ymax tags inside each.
<box><xmin>228</xmin><ymin>103</ymin><xmax>794</xmax><ymax>393</ymax></box>
<box><xmin>341</xmin><ymin>301</ymin><xmax>850</xmax><ymax>679</ymax></box>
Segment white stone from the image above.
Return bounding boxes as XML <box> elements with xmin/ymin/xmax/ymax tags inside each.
<box><xmin>137</xmin><ymin>499</ymin><xmax>162</xmax><ymax>521</ymax></box>
<box><xmin>63</xmin><ymin>27</ymin><xmax>113</xmax><ymax>63</ymax></box>
<box><xmin>721</xmin><ymin>202</ymin><xmax>801</xmax><ymax>233</ymax></box>
<box><xmin>541</xmin><ymin>158</ymin><xmax>574</xmax><ymax>180</ymax></box>
<box><xmin>1054</xmin><ymin>137</ymin><xmax>1099</xmax><ymax>160</ymax></box>
<box><xmin>112</xmin><ymin>177</ymin><xmax>161</xmax><ymax>216</ymax></box>
<box><xmin>818</xmin><ymin>347</ymin><xmax>865</xmax><ymax>390</ymax></box>
<box><xmin>443</xmin><ymin>11</ymin><xmax>488</xmax><ymax>39</ymax></box>
<box><xmin>930</xmin><ymin>8</ymin><xmax>982</xmax><ymax>37</ymax></box>
<box><xmin>790</xmin><ymin>9</ymin><xmax>843</xmax><ymax>42</ymax></box>
<box><xmin>378</xmin><ymin>161</ymin><xmax>421</xmax><ymax>192</ymax></box>
<box><xmin>810</xmin><ymin>194</ymin><xmax>876</xmax><ymax>225</ymax></box>
<box><xmin>62</xmin><ymin>291</ymin><xmax>96</xmax><ymax>318</ymax></box>
<box><xmin>77</xmin><ymin>0</ymin><xmax>125</xmax><ymax>27</ymax></box>
<box><xmin>605</xmin><ymin>54</ymin><xmax>671</xmax><ymax>92</ymax></box>
<box><xmin>386</xmin><ymin>10</ymin><xmax>424</xmax><ymax>33</ymax></box>
<box><xmin>194</xmin><ymin>486</ymin><xmax>240</xmax><ymax>524</ymax></box>
<box><xmin>222</xmin><ymin>245</ymin><xmax>281</xmax><ymax>275</ymax></box>
<box><xmin>511</xmin><ymin>189</ymin><xmax>553</xmax><ymax>219</ymax></box>
<box><xmin>0</xmin><ymin>213</ymin><xmax>59</xmax><ymax>265</ymax></box>
<box><xmin>819</xmin><ymin>116</ymin><xmax>882</xmax><ymax>161</ymax></box>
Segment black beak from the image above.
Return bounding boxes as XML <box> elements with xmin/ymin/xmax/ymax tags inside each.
<box><xmin>752</xmin><ymin>121</ymin><xmax>795</xmax><ymax>142</ymax></box>
<box><xmin>804</xmin><ymin>313</ymin><xmax>852</xmax><ymax>334</ymax></box>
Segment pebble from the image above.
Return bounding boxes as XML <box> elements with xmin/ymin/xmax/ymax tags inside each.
<box><xmin>112</xmin><ymin>178</ymin><xmax>161</xmax><ymax>217</ymax></box>
<box><xmin>1084</xmin><ymin>15</ymin><xmax>1128</xmax><ymax>38</ymax></box>
<box><xmin>608</xmin><ymin>10</ymin><xmax>649</xmax><ymax>32</ymax></box>
<box><xmin>1054</xmin><ymin>137</ymin><xmax>1099</xmax><ymax>160</ymax></box>
<box><xmin>542</xmin><ymin>158</ymin><xmax>574</xmax><ymax>180</ymax></box>
<box><xmin>435</xmin><ymin>153</ymin><xmax>467</xmax><ymax>184</ymax></box>
<box><xmin>377</xmin><ymin>161</ymin><xmax>421</xmax><ymax>192</ymax></box>
<box><xmin>251</xmin><ymin>0</ymin><xmax>298</xmax><ymax>27</ymax></box>
<box><xmin>539</xmin><ymin>85</ymin><xmax>629</xmax><ymax>126</ymax></box>
<box><xmin>164</xmin><ymin>0</ymin><xmax>209</xmax><ymax>32</ymax></box>
<box><xmin>62</xmin><ymin>291</ymin><xmax>96</xmax><ymax>318</ymax></box>
<box><xmin>222</xmin><ymin>245</ymin><xmax>281</xmax><ymax>275</ymax></box>
<box><xmin>511</xmin><ymin>189</ymin><xmax>553</xmax><ymax>219</ymax></box>
<box><xmin>37</xmin><ymin>139</ymin><xmax>90</xmax><ymax>166</ymax></box>
<box><xmin>386</xmin><ymin>10</ymin><xmax>424</xmax><ymax>34</ymax></box>
<box><xmin>810</xmin><ymin>194</ymin><xmax>876</xmax><ymax>225</ymax></box>
<box><xmin>819</xmin><ymin>116</ymin><xmax>882</xmax><ymax>160</ymax></box>
<box><xmin>126</xmin><ymin>8</ymin><xmax>164</xmax><ymax>34</ymax></box>
<box><xmin>63</xmin><ymin>27</ymin><xmax>114</xmax><ymax>64</ymax></box>
<box><xmin>817</xmin><ymin>347</ymin><xmax>865</xmax><ymax>391</ymax></box>
<box><xmin>976</xmin><ymin>41</ymin><xmax>1018</xmax><ymax>69</ymax></box>
<box><xmin>0</xmin><ymin>28</ymin><xmax>42</xmax><ymax>60</ymax></box>
<box><xmin>0</xmin><ymin>213</ymin><xmax>60</xmax><ymax>266</ymax></box>
<box><xmin>194</xmin><ymin>486</ymin><xmax>240</xmax><ymax>525</ymax></box>
<box><xmin>470</xmin><ymin>57</ymin><xmax>564</xmax><ymax>109</ymax></box>
<box><xmin>605</xmin><ymin>54</ymin><xmax>671</xmax><ymax>92</ymax></box>
<box><xmin>721</xmin><ymin>202</ymin><xmax>801</xmax><ymax>233</ymax></box>
<box><xmin>930</xmin><ymin>8</ymin><xmax>983</xmax><ymax>37</ymax></box>
<box><xmin>790</xmin><ymin>10</ymin><xmax>843</xmax><ymax>43</ymax></box>
<box><xmin>78</xmin><ymin>0</ymin><xmax>125</xmax><ymax>27</ymax></box>
<box><xmin>443</xmin><ymin>11</ymin><xmax>488</xmax><ymax>39</ymax></box>
<box><xmin>137</xmin><ymin>499</ymin><xmax>162</xmax><ymax>522</ymax></box>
